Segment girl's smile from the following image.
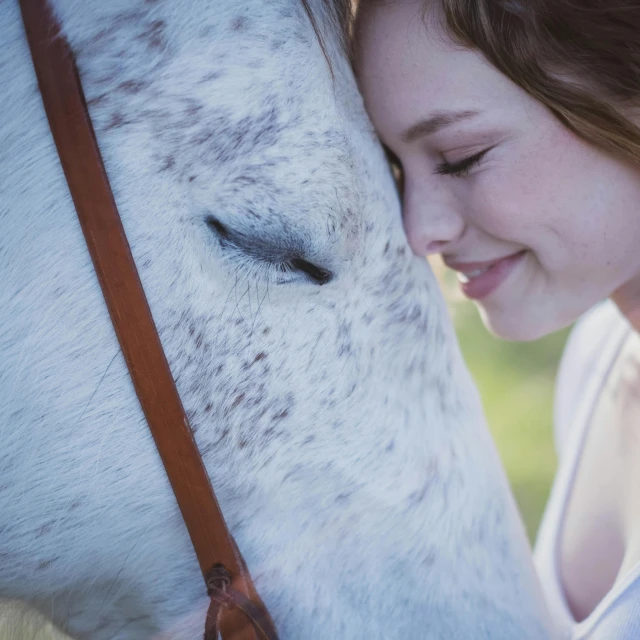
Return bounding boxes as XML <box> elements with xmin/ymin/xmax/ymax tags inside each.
<box><xmin>444</xmin><ymin>249</ymin><xmax>527</xmax><ymax>300</ymax></box>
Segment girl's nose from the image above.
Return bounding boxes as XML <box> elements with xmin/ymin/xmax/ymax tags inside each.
<box><xmin>402</xmin><ymin>179</ymin><xmax>465</xmax><ymax>257</ymax></box>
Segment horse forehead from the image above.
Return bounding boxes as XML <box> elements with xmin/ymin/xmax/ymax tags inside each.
<box><xmin>58</xmin><ymin>0</ymin><xmax>375</xmax><ymax>234</ymax></box>
<box><xmin>186</xmin><ymin>6</ymin><xmax>351</xmax><ymax>152</ymax></box>
<box><xmin>62</xmin><ymin>0</ymin><xmax>349</xmax><ymax>123</ymax></box>
<box><xmin>164</xmin><ymin>6</ymin><xmax>365</xmax><ymax>231</ymax></box>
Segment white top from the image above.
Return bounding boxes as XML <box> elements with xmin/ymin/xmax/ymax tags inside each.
<box><xmin>534</xmin><ymin>300</ymin><xmax>640</xmax><ymax>639</ymax></box>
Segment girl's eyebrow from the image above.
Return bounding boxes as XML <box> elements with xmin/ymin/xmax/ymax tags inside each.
<box><xmin>402</xmin><ymin>109</ymin><xmax>480</xmax><ymax>143</ymax></box>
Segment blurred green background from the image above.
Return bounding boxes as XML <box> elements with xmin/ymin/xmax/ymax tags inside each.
<box><xmin>439</xmin><ymin>268</ymin><xmax>572</xmax><ymax>542</ymax></box>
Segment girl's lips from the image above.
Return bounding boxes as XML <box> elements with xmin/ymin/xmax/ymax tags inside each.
<box><xmin>447</xmin><ymin>250</ymin><xmax>527</xmax><ymax>300</ymax></box>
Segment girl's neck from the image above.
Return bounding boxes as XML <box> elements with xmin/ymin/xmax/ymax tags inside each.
<box><xmin>611</xmin><ymin>279</ymin><xmax>640</xmax><ymax>333</ymax></box>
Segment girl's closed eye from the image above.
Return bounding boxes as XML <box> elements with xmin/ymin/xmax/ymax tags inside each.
<box><xmin>435</xmin><ymin>146</ymin><xmax>494</xmax><ymax>177</ymax></box>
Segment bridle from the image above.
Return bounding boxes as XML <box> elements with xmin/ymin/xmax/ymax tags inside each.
<box><xmin>19</xmin><ymin>1</ymin><xmax>279</xmax><ymax>638</ymax></box>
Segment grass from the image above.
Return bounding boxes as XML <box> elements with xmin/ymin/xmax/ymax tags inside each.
<box><xmin>440</xmin><ymin>273</ymin><xmax>571</xmax><ymax>542</ymax></box>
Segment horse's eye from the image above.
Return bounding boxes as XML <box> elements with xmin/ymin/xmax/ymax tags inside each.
<box><xmin>205</xmin><ymin>216</ymin><xmax>230</xmax><ymax>240</ymax></box>
<box><xmin>288</xmin><ymin>257</ymin><xmax>332</xmax><ymax>285</ymax></box>
<box><xmin>205</xmin><ymin>215</ymin><xmax>333</xmax><ymax>286</ymax></box>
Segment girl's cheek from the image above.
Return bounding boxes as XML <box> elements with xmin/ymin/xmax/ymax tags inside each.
<box><xmin>467</xmin><ymin>177</ymin><xmax>527</xmax><ymax>239</ymax></box>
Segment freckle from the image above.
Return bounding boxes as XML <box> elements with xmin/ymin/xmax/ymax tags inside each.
<box><xmin>194</xmin><ymin>130</ymin><xmax>214</xmax><ymax>145</ymax></box>
<box><xmin>87</xmin><ymin>93</ymin><xmax>108</xmax><ymax>107</ymax></box>
<box><xmin>200</xmin><ymin>442</ymin><xmax>214</xmax><ymax>456</ymax></box>
<box><xmin>231</xmin><ymin>393</ymin><xmax>245</xmax><ymax>408</ymax></box>
<box><xmin>251</xmin><ymin>395</ymin><xmax>263</xmax><ymax>407</ymax></box>
<box><xmin>254</xmin><ymin>352</ymin><xmax>267</xmax><ymax>362</ymax></box>
<box><xmin>160</xmin><ymin>155</ymin><xmax>175</xmax><ymax>171</ymax></box>
<box><xmin>204</xmin><ymin>403</ymin><xmax>213</xmax><ymax>413</ymax></box>
<box><xmin>422</xmin><ymin>551</ymin><xmax>437</xmax><ymax>568</ymax></box>
<box><xmin>273</xmin><ymin>408</ymin><xmax>289</xmax><ymax>421</ymax></box>
<box><xmin>215</xmin><ymin>427</ymin><xmax>230</xmax><ymax>444</ymax></box>
<box><xmin>118</xmin><ymin>79</ymin><xmax>145</xmax><ymax>94</ymax></box>
<box><xmin>105</xmin><ymin>112</ymin><xmax>125</xmax><ymax>130</ymax></box>
<box><xmin>200</xmin><ymin>70</ymin><xmax>222</xmax><ymax>83</ymax></box>
<box><xmin>231</xmin><ymin>15</ymin><xmax>248</xmax><ymax>31</ymax></box>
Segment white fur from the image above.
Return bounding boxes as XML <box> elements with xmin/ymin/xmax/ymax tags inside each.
<box><xmin>0</xmin><ymin>0</ymin><xmax>553</xmax><ymax>637</ymax></box>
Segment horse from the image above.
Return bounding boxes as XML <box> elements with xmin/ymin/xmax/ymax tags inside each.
<box><xmin>0</xmin><ymin>0</ymin><xmax>553</xmax><ymax>637</ymax></box>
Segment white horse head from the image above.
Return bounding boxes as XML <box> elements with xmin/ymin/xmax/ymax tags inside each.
<box><xmin>0</xmin><ymin>0</ymin><xmax>552</xmax><ymax>637</ymax></box>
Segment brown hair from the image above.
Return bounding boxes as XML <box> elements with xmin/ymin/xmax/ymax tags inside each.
<box><xmin>301</xmin><ymin>0</ymin><xmax>353</xmax><ymax>78</ymax></box>
<box><xmin>435</xmin><ymin>0</ymin><xmax>640</xmax><ymax>165</ymax></box>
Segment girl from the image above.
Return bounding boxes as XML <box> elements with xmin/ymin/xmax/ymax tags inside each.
<box><xmin>355</xmin><ymin>1</ymin><xmax>640</xmax><ymax>638</ymax></box>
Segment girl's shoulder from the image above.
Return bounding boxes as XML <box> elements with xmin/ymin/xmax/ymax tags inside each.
<box><xmin>553</xmin><ymin>300</ymin><xmax>630</xmax><ymax>459</ymax></box>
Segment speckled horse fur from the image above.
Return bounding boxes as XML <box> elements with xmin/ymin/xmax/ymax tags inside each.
<box><xmin>0</xmin><ymin>0</ymin><xmax>553</xmax><ymax>637</ymax></box>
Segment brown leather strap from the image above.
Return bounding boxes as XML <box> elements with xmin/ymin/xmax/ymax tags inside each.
<box><xmin>205</xmin><ymin>564</ymin><xmax>279</xmax><ymax>640</ymax></box>
<box><xmin>19</xmin><ymin>2</ymin><xmax>278</xmax><ymax>638</ymax></box>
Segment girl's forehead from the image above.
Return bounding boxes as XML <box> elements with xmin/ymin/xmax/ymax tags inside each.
<box><xmin>354</xmin><ymin>1</ymin><xmax>546</xmax><ymax>144</ymax></box>
<box><xmin>356</xmin><ymin>2</ymin><xmax>479</xmax><ymax>93</ymax></box>
<box><xmin>355</xmin><ymin>4</ymin><xmax>511</xmax><ymax>124</ymax></box>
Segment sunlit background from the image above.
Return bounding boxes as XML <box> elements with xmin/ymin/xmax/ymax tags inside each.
<box><xmin>432</xmin><ymin>256</ymin><xmax>572</xmax><ymax>542</ymax></box>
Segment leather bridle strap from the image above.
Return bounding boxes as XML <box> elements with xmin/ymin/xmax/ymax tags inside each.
<box><xmin>19</xmin><ymin>1</ymin><xmax>278</xmax><ymax>638</ymax></box>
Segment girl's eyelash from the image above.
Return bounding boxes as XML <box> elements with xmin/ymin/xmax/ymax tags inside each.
<box><xmin>434</xmin><ymin>147</ymin><xmax>493</xmax><ymax>177</ymax></box>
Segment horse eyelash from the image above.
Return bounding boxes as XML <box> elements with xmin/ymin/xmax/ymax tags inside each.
<box><xmin>261</xmin><ymin>256</ymin><xmax>331</xmax><ymax>286</ymax></box>
<box><xmin>222</xmin><ymin>241</ymin><xmax>331</xmax><ymax>287</ymax></box>
<box><xmin>434</xmin><ymin>147</ymin><xmax>493</xmax><ymax>178</ymax></box>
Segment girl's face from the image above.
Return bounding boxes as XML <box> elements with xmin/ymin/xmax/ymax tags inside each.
<box><xmin>355</xmin><ymin>0</ymin><xmax>640</xmax><ymax>340</ymax></box>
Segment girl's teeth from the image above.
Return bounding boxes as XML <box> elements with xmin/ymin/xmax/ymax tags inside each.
<box><xmin>457</xmin><ymin>266</ymin><xmax>491</xmax><ymax>283</ymax></box>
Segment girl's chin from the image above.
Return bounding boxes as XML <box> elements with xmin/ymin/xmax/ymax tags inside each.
<box><xmin>477</xmin><ymin>303</ymin><xmax>563</xmax><ymax>342</ymax></box>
